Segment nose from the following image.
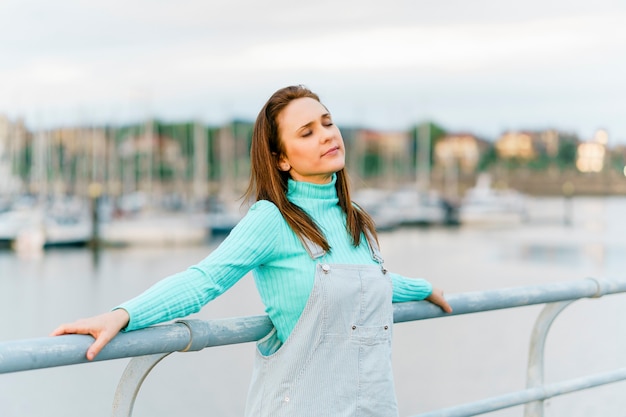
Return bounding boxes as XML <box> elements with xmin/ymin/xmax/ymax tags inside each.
<box><xmin>320</xmin><ymin>125</ymin><xmax>334</xmax><ymax>143</ymax></box>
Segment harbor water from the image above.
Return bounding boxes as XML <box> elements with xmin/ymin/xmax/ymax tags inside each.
<box><xmin>1</xmin><ymin>196</ymin><xmax>626</xmax><ymax>417</ymax></box>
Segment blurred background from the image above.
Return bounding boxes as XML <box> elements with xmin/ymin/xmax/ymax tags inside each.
<box><xmin>1</xmin><ymin>1</ymin><xmax>626</xmax><ymax>416</ymax></box>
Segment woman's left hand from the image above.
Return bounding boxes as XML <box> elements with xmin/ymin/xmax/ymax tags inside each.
<box><xmin>426</xmin><ymin>287</ymin><xmax>453</xmax><ymax>313</ymax></box>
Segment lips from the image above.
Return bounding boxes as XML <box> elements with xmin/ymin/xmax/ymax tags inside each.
<box><xmin>322</xmin><ymin>146</ymin><xmax>340</xmax><ymax>157</ymax></box>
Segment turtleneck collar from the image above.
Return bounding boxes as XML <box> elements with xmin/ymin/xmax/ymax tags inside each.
<box><xmin>287</xmin><ymin>173</ymin><xmax>338</xmax><ymax>203</ymax></box>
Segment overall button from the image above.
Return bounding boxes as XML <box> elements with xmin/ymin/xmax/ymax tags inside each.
<box><xmin>321</xmin><ymin>264</ymin><xmax>330</xmax><ymax>273</ymax></box>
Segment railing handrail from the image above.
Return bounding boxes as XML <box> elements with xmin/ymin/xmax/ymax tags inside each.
<box><xmin>2</xmin><ymin>278</ymin><xmax>626</xmax><ymax>417</ymax></box>
<box><xmin>2</xmin><ymin>277</ymin><xmax>624</xmax><ymax>375</ymax></box>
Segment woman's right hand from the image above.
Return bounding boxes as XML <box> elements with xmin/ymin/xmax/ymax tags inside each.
<box><xmin>426</xmin><ymin>287</ymin><xmax>453</xmax><ymax>313</ymax></box>
<box><xmin>50</xmin><ymin>309</ymin><xmax>130</xmax><ymax>361</ymax></box>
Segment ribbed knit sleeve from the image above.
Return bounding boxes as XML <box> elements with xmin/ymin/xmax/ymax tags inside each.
<box><xmin>390</xmin><ymin>273</ymin><xmax>433</xmax><ymax>302</ymax></box>
<box><xmin>117</xmin><ymin>201</ymin><xmax>282</xmax><ymax>331</ymax></box>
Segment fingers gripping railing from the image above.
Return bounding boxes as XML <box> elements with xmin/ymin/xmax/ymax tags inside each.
<box><xmin>1</xmin><ymin>278</ymin><xmax>626</xmax><ymax>417</ymax></box>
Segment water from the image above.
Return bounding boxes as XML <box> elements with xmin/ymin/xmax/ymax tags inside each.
<box><xmin>1</xmin><ymin>196</ymin><xmax>626</xmax><ymax>417</ymax></box>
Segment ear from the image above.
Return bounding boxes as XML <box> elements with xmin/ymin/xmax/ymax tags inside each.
<box><xmin>277</xmin><ymin>154</ymin><xmax>291</xmax><ymax>172</ymax></box>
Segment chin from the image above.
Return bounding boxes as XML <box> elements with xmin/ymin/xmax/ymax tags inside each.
<box><xmin>328</xmin><ymin>164</ymin><xmax>345</xmax><ymax>174</ymax></box>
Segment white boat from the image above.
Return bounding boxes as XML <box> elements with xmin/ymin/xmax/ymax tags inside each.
<box><xmin>0</xmin><ymin>206</ymin><xmax>43</xmax><ymax>249</ymax></box>
<box><xmin>352</xmin><ymin>188</ymin><xmax>399</xmax><ymax>231</ymax></box>
<box><xmin>205</xmin><ymin>198</ymin><xmax>245</xmax><ymax>236</ymax></box>
<box><xmin>387</xmin><ymin>187</ymin><xmax>451</xmax><ymax>227</ymax></box>
<box><xmin>459</xmin><ymin>173</ymin><xmax>527</xmax><ymax>225</ymax></box>
<box><xmin>0</xmin><ymin>196</ymin><xmax>93</xmax><ymax>251</ymax></box>
<box><xmin>44</xmin><ymin>212</ymin><xmax>92</xmax><ymax>247</ymax></box>
<box><xmin>100</xmin><ymin>212</ymin><xmax>207</xmax><ymax>247</ymax></box>
<box><xmin>43</xmin><ymin>196</ymin><xmax>92</xmax><ymax>247</ymax></box>
<box><xmin>353</xmin><ymin>187</ymin><xmax>456</xmax><ymax>231</ymax></box>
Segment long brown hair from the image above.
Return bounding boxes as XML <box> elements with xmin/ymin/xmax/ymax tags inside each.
<box><xmin>244</xmin><ymin>85</ymin><xmax>378</xmax><ymax>252</ymax></box>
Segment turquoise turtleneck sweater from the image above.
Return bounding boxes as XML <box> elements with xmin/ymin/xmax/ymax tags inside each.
<box><xmin>118</xmin><ymin>176</ymin><xmax>433</xmax><ymax>342</ymax></box>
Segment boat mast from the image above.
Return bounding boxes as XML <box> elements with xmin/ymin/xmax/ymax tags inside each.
<box><xmin>192</xmin><ymin>121</ymin><xmax>208</xmax><ymax>211</ymax></box>
<box><xmin>416</xmin><ymin>121</ymin><xmax>431</xmax><ymax>193</ymax></box>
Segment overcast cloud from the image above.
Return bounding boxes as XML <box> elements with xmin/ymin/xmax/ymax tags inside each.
<box><xmin>1</xmin><ymin>0</ymin><xmax>625</xmax><ymax>142</ymax></box>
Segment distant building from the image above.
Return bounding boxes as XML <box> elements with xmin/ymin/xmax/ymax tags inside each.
<box><xmin>495</xmin><ymin>129</ymin><xmax>573</xmax><ymax>161</ymax></box>
<box><xmin>353</xmin><ymin>129</ymin><xmax>412</xmax><ymax>181</ymax></box>
<box><xmin>434</xmin><ymin>133</ymin><xmax>489</xmax><ymax>173</ymax></box>
<box><xmin>576</xmin><ymin>129</ymin><xmax>608</xmax><ymax>173</ymax></box>
<box><xmin>495</xmin><ymin>131</ymin><xmax>536</xmax><ymax>159</ymax></box>
<box><xmin>540</xmin><ymin>129</ymin><xmax>560</xmax><ymax>157</ymax></box>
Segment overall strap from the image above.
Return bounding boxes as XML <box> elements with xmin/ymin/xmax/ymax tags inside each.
<box><xmin>301</xmin><ymin>229</ymin><xmax>385</xmax><ymax>266</ymax></box>
<box><xmin>365</xmin><ymin>229</ymin><xmax>385</xmax><ymax>265</ymax></box>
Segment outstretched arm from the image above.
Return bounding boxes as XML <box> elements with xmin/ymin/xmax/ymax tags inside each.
<box><xmin>50</xmin><ymin>308</ymin><xmax>130</xmax><ymax>360</ymax></box>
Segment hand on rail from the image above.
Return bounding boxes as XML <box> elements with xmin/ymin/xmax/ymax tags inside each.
<box><xmin>50</xmin><ymin>309</ymin><xmax>130</xmax><ymax>361</ymax></box>
<box><xmin>426</xmin><ymin>287</ymin><xmax>453</xmax><ymax>313</ymax></box>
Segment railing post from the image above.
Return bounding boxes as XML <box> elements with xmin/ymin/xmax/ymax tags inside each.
<box><xmin>524</xmin><ymin>277</ymin><xmax>606</xmax><ymax>417</ymax></box>
<box><xmin>523</xmin><ymin>300</ymin><xmax>575</xmax><ymax>417</ymax></box>
<box><xmin>110</xmin><ymin>319</ymin><xmax>209</xmax><ymax>417</ymax></box>
<box><xmin>111</xmin><ymin>352</ymin><xmax>171</xmax><ymax>417</ymax></box>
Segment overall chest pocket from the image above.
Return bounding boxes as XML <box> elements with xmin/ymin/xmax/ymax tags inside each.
<box><xmin>350</xmin><ymin>323</ymin><xmax>392</xmax><ymax>345</ymax></box>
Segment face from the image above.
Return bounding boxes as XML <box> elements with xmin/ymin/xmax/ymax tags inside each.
<box><xmin>276</xmin><ymin>97</ymin><xmax>345</xmax><ymax>184</ymax></box>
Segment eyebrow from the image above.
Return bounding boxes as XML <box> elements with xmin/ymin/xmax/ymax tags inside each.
<box><xmin>296</xmin><ymin>113</ymin><xmax>331</xmax><ymax>132</ymax></box>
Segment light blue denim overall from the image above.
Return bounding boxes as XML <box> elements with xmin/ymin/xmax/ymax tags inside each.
<box><xmin>245</xmin><ymin>235</ymin><xmax>398</xmax><ymax>417</ymax></box>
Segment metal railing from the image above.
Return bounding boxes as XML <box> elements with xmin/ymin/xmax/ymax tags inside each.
<box><xmin>2</xmin><ymin>277</ymin><xmax>626</xmax><ymax>416</ymax></box>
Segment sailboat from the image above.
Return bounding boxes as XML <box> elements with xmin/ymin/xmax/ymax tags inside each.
<box><xmin>98</xmin><ymin>120</ymin><xmax>207</xmax><ymax>247</ymax></box>
<box><xmin>10</xmin><ymin>128</ymin><xmax>94</xmax><ymax>251</ymax></box>
<box><xmin>350</xmin><ymin>123</ymin><xmax>458</xmax><ymax>230</ymax></box>
<box><xmin>459</xmin><ymin>173</ymin><xmax>527</xmax><ymax>225</ymax></box>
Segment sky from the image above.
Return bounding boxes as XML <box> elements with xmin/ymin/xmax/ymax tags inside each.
<box><xmin>1</xmin><ymin>0</ymin><xmax>625</xmax><ymax>143</ymax></box>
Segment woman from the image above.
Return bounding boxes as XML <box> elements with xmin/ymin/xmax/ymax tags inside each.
<box><xmin>52</xmin><ymin>85</ymin><xmax>452</xmax><ymax>416</ymax></box>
